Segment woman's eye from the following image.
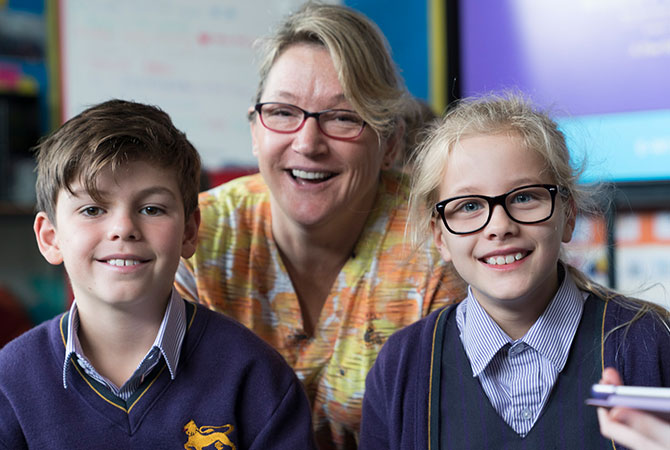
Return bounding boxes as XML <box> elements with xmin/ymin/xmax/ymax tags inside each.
<box><xmin>268</xmin><ymin>107</ymin><xmax>299</xmax><ymax>118</ymax></box>
<box><xmin>333</xmin><ymin>112</ymin><xmax>361</xmax><ymax>123</ymax></box>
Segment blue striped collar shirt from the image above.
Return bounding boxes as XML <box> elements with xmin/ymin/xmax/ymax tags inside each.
<box><xmin>62</xmin><ymin>288</ymin><xmax>186</xmax><ymax>401</ymax></box>
<box><xmin>455</xmin><ymin>265</ymin><xmax>587</xmax><ymax>436</ymax></box>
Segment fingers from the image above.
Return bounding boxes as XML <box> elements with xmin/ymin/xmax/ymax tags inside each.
<box><xmin>598</xmin><ymin>406</ymin><xmax>670</xmax><ymax>450</ymax></box>
<box><xmin>611</xmin><ymin>407</ymin><xmax>670</xmax><ymax>446</ymax></box>
<box><xmin>601</xmin><ymin>367</ymin><xmax>623</xmax><ymax>385</ymax></box>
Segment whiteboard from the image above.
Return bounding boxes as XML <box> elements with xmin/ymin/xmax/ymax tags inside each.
<box><xmin>59</xmin><ymin>0</ymin><xmax>325</xmax><ymax>169</ymax></box>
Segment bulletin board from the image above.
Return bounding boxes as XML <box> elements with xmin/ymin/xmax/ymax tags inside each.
<box><xmin>615</xmin><ymin>211</ymin><xmax>670</xmax><ymax>308</ymax></box>
<box><xmin>565</xmin><ymin>213</ymin><xmax>670</xmax><ymax>309</ymax></box>
<box><xmin>58</xmin><ymin>0</ymin><xmax>312</xmax><ymax>171</ymax></box>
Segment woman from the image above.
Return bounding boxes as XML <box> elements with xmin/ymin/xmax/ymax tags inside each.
<box><xmin>175</xmin><ymin>4</ymin><xmax>465</xmax><ymax>449</ymax></box>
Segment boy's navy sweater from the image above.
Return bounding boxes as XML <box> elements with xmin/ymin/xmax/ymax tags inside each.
<box><xmin>0</xmin><ymin>300</ymin><xmax>317</xmax><ymax>449</ymax></box>
<box><xmin>360</xmin><ymin>295</ymin><xmax>670</xmax><ymax>450</ymax></box>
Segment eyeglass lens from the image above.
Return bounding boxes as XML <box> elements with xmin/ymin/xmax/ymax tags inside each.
<box><xmin>258</xmin><ymin>103</ymin><xmax>364</xmax><ymax>139</ymax></box>
<box><xmin>440</xmin><ymin>185</ymin><xmax>555</xmax><ymax>234</ymax></box>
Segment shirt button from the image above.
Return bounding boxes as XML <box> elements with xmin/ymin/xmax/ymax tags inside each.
<box><xmin>520</xmin><ymin>407</ymin><xmax>533</xmax><ymax>420</ymax></box>
<box><xmin>509</xmin><ymin>344</ymin><xmax>525</xmax><ymax>356</ymax></box>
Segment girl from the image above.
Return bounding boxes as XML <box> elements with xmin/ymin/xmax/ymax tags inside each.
<box><xmin>359</xmin><ymin>93</ymin><xmax>670</xmax><ymax>449</ymax></box>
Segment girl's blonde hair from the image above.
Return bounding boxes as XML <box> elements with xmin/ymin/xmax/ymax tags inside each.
<box><xmin>409</xmin><ymin>92</ymin><xmax>669</xmax><ymax>324</ymax></box>
<box><xmin>251</xmin><ymin>1</ymin><xmax>412</xmax><ymax>141</ymax></box>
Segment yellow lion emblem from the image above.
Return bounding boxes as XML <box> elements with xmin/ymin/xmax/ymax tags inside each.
<box><xmin>183</xmin><ymin>419</ymin><xmax>236</xmax><ymax>450</ymax></box>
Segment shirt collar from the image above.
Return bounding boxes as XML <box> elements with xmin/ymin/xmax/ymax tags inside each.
<box><xmin>62</xmin><ymin>288</ymin><xmax>186</xmax><ymax>388</ymax></box>
<box><xmin>457</xmin><ymin>264</ymin><xmax>586</xmax><ymax>377</ymax></box>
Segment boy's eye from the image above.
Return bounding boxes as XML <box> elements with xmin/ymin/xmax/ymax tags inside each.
<box><xmin>81</xmin><ymin>206</ymin><xmax>103</xmax><ymax>217</ymax></box>
<box><xmin>140</xmin><ymin>206</ymin><xmax>164</xmax><ymax>216</ymax></box>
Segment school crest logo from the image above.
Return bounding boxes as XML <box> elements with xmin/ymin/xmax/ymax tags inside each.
<box><xmin>183</xmin><ymin>419</ymin><xmax>236</xmax><ymax>450</ymax></box>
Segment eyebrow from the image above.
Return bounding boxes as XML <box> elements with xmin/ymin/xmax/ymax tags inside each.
<box><xmin>447</xmin><ymin>179</ymin><xmax>544</xmax><ymax>197</ymax></box>
<box><xmin>68</xmin><ymin>186</ymin><xmax>178</xmax><ymax>200</ymax></box>
<box><xmin>270</xmin><ymin>91</ymin><xmax>350</xmax><ymax>108</ymax></box>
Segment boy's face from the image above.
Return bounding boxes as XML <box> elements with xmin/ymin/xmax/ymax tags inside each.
<box><xmin>34</xmin><ymin>160</ymin><xmax>199</xmax><ymax>313</ymax></box>
<box><xmin>431</xmin><ymin>133</ymin><xmax>575</xmax><ymax>316</ymax></box>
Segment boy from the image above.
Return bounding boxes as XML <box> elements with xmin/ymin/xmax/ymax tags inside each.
<box><xmin>0</xmin><ymin>100</ymin><xmax>316</xmax><ymax>449</ymax></box>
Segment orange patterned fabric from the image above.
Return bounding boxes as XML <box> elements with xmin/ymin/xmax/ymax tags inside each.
<box><xmin>175</xmin><ymin>171</ymin><xmax>466</xmax><ymax>450</ymax></box>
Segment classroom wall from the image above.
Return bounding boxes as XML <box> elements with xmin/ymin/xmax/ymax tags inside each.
<box><xmin>1</xmin><ymin>0</ymin><xmax>669</xmax><ymax>328</ymax></box>
<box><xmin>0</xmin><ymin>0</ymin><xmax>433</xmax><ymax>326</ymax></box>
<box><xmin>344</xmin><ymin>0</ymin><xmax>429</xmax><ymax>101</ymax></box>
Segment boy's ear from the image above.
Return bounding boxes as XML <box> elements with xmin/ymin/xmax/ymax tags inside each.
<box><xmin>181</xmin><ymin>208</ymin><xmax>201</xmax><ymax>259</ymax></box>
<box><xmin>34</xmin><ymin>212</ymin><xmax>64</xmax><ymax>265</ymax></box>
<box><xmin>561</xmin><ymin>198</ymin><xmax>577</xmax><ymax>244</ymax></box>
<box><xmin>431</xmin><ymin>216</ymin><xmax>452</xmax><ymax>263</ymax></box>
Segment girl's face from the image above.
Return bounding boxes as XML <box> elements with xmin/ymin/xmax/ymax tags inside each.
<box><xmin>431</xmin><ymin>132</ymin><xmax>575</xmax><ymax>314</ymax></box>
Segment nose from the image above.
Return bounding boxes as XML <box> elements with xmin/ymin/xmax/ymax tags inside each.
<box><xmin>291</xmin><ymin>117</ymin><xmax>327</xmax><ymax>157</ymax></box>
<box><xmin>484</xmin><ymin>204</ymin><xmax>518</xmax><ymax>239</ymax></box>
<box><xmin>107</xmin><ymin>210</ymin><xmax>141</xmax><ymax>241</ymax></box>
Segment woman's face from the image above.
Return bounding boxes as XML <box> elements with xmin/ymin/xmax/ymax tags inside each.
<box><xmin>250</xmin><ymin>43</ymin><xmax>396</xmax><ymax>231</ymax></box>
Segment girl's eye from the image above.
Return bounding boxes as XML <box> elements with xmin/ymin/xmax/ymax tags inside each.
<box><xmin>453</xmin><ymin>199</ymin><xmax>484</xmax><ymax>214</ymax></box>
<box><xmin>511</xmin><ymin>192</ymin><xmax>536</xmax><ymax>204</ymax></box>
<box><xmin>462</xmin><ymin>201</ymin><xmax>481</xmax><ymax>212</ymax></box>
<box><xmin>141</xmin><ymin>206</ymin><xmax>164</xmax><ymax>216</ymax></box>
<box><xmin>445</xmin><ymin>198</ymin><xmax>485</xmax><ymax>216</ymax></box>
<box><xmin>81</xmin><ymin>206</ymin><xmax>103</xmax><ymax>217</ymax></box>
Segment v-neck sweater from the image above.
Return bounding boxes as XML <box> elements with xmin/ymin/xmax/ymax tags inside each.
<box><xmin>360</xmin><ymin>293</ymin><xmax>670</xmax><ymax>450</ymax></box>
<box><xmin>0</xmin><ymin>300</ymin><xmax>316</xmax><ymax>449</ymax></box>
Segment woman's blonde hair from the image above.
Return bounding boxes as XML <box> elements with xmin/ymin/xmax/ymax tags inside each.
<box><xmin>408</xmin><ymin>92</ymin><xmax>670</xmax><ymax>324</ymax></box>
<box><xmin>251</xmin><ymin>1</ymin><xmax>411</xmax><ymax>140</ymax></box>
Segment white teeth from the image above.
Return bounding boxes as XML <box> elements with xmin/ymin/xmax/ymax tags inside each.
<box><xmin>107</xmin><ymin>259</ymin><xmax>140</xmax><ymax>267</ymax></box>
<box><xmin>485</xmin><ymin>252</ymin><xmax>525</xmax><ymax>266</ymax></box>
<box><xmin>291</xmin><ymin>169</ymin><xmax>330</xmax><ymax>180</ymax></box>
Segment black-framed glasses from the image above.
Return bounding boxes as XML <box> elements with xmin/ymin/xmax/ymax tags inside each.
<box><xmin>254</xmin><ymin>102</ymin><xmax>366</xmax><ymax>141</ymax></box>
<box><xmin>435</xmin><ymin>184</ymin><xmax>568</xmax><ymax>235</ymax></box>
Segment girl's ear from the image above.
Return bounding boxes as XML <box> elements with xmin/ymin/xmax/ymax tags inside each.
<box><xmin>561</xmin><ymin>198</ymin><xmax>577</xmax><ymax>243</ymax></box>
<box><xmin>431</xmin><ymin>216</ymin><xmax>453</xmax><ymax>262</ymax></box>
<box><xmin>181</xmin><ymin>208</ymin><xmax>201</xmax><ymax>259</ymax></box>
<box><xmin>34</xmin><ymin>212</ymin><xmax>64</xmax><ymax>265</ymax></box>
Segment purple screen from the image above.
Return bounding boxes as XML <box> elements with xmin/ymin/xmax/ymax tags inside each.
<box><xmin>460</xmin><ymin>0</ymin><xmax>670</xmax><ymax>116</ymax></box>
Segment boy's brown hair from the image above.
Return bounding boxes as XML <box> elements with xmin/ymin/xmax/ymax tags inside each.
<box><xmin>34</xmin><ymin>99</ymin><xmax>201</xmax><ymax>223</ymax></box>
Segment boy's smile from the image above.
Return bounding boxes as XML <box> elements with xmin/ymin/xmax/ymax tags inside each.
<box><xmin>34</xmin><ymin>160</ymin><xmax>199</xmax><ymax>314</ymax></box>
<box><xmin>432</xmin><ymin>132</ymin><xmax>575</xmax><ymax>321</ymax></box>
